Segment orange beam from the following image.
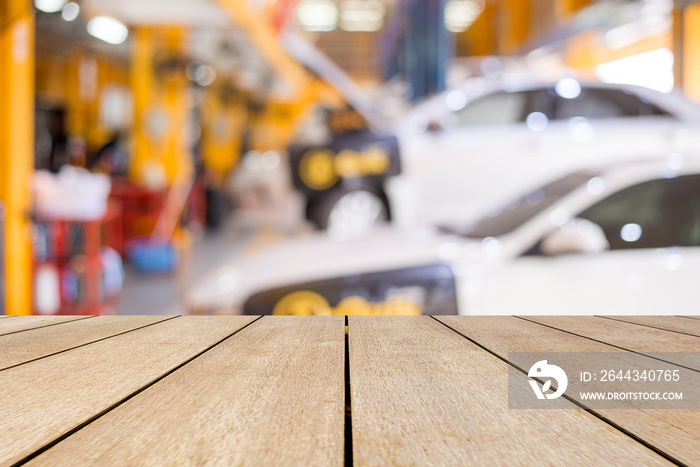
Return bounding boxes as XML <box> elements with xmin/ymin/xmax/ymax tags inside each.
<box><xmin>265</xmin><ymin>0</ymin><xmax>300</xmax><ymax>33</ymax></box>
<box><xmin>500</xmin><ymin>0</ymin><xmax>532</xmax><ymax>55</ymax></box>
<box><xmin>213</xmin><ymin>0</ymin><xmax>311</xmax><ymax>94</ymax></box>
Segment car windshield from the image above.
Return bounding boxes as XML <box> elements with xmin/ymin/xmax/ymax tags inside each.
<box><xmin>444</xmin><ymin>170</ymin><xmax>601</xmax><ymax>238</ymax></box>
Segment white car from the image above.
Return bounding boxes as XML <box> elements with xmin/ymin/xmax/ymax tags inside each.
<box><xmin>187</xmin><ymin>157</ymin><xmax>700</xmax><ymax>316</ymax></box>
<box><xmin>292</xmin><ymin>77</ymin><xmax>700</xmax><ymax>238</ymax></box>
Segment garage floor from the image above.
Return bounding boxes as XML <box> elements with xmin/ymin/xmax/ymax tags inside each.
<box><xmin>118</xmin><ymin>218</ymin><xmax>258</xmax><ymax>315</ymax></box>
<box><xmin>117</xmin><ymin>195</ymin><xmax>309</xmax><ymax>316</ymax></box>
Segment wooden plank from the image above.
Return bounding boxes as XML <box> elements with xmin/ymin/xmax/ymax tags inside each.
<box><xmin>27</xmin><ymin>316</ymin><xmax>345</xmax><ymax>467</ymax></box>
<box><xmin>0</xmin><ymin>316</ymin><xmax>257</xmax><ymax>466</ymax></box>
<box><xmin>349</xmin><ymin>316</ymin><xmax>670</xmax><ymax>465</ymax></box>
<box><xmin>437</xmin><ymin>316</ymin><xmax>700</xmax><ymax>467</ymax></box>
<box><xmin>522</xmin><ymin>316</ymin><xmax>700</xmax><ymax>370</ymax></box>
<box><xmin>0</xmin><ymin>315</ymin><xmax>174</xmax><ymax>370</ymax></box>
<box><xmin>601</xmin><ymin>315</ymin><xmax>700</xmax><ymax>337</ymax></box>
<box><xmin>0</xmin><ymin>315</ymin><xmax>90</xmax><ymax>336</ymax></box>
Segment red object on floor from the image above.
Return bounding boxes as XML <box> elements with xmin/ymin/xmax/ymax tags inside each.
<box><xmin>32</xmin><ymin>201</ymin><xmax>123</xmax><ymax>315</ymax></box>
<box><xmin>108</xmin><ymin>176</ymin><xmax>206</xmax><ymax>256</ymax></box>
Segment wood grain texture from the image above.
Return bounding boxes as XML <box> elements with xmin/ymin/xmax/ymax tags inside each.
<box><xmin>0</xmin><ymin>315</ymin><xmax>90</xmax><ymax>336</ymax></box>
<box><xmin>438</xmin><ymin>316</ymin><xmax>700</xmax><ymax>466</ymax></box>
<box><xmin>522</xmin><ymin>316</ymin><xmax>700</xmax><ymax>370</ymax></box>
<box><xmin>28</xmin><ymin>316</ymin><xmax>345</xmax><ymax>467</ymax></box>
<box><xmin>349</xmin><ymin>316</ymin><xmax>670</xmax><ymax>466</ymax></box>
<box><xmin>0</xmin><ymin>316</ymin><xmax>174</xmax><ymax>370</ymax></box>
<box><xmin>0</xmin><ymin>316</ymin><xmax>256</xmax><ymax>466</ymax></box>
<box><xmin>601</xmin><ymin>315</ymin><xmax>700</xmax><ymax>337</ymax></box>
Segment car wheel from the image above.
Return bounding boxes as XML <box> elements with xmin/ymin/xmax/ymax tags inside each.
<box><xmin>311</xmin><ymin>188</ymin><xmax>389</xmax><ymax>238</ymax></box>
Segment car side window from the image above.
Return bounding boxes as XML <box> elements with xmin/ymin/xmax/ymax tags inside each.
<box><xmin>577</xmin><ymin>175</ymin><xmax>700</xmax><ymax>250</ymax></box>
<box><xmin>555</xmin><ymin>89</ymin><xmax>667</xmax><ymax>120</ymax></box>
<box><xmin>455</xmin><ymin>91</ymin><xmax>528</xmax><ymax>126</ymax></box>
<box><xmin>523</xmin><ymin>88</ymin><xmax>556</xmax><ymax>119</ymax></box>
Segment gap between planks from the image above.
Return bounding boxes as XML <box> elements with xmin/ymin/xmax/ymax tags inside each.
<box><xmin>515</xmin><ymin>316</ymin><xmax>700</xmax><ymax>373</ymax></box>
<box><xmin>433</xmin><ymin>316</ymin><xmax>694</xmax><ymax>467</ymax></box>
<box><xmin>0</xmin><ymin>316</ymin><xmax>259</xmax><ymax>465</ymax></box>
<box><xmin>348</xmin><ymin>316</ymin><xmax>674</xmax><ymax>466</ymax></box>
<box><xmin>0</xmin><ymin>316</ymin><xmax>95</xmax><ymax>337</ymax></box>
<box><xmin>20</xmin><ymin>316</ymin><xmax>344</xmax><ymax>467</ymax></box>
<box><xmin>344</xmin><ymin>315</ymin><xmax>353</xmax><ymax>467</ymax></box>
<box><xmin>595</xmin><ymin>315</ymin><xmax>700</xmax><ymax>338</ymax></box>
<box><xmin>0</xmin><ymin>316</ymin><xmax>179</xmax><ymax>372</ymax></box>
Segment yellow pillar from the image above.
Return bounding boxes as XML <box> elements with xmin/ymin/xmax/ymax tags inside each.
<box><xmin>64</xmin><ymin>50</ymin><xmax>91</xmax><ymax>164</ymax></box>
<box><xmin>680</xmin><ymin>3</ymin><xmax>700</xmax><ymax>101</ymax></box>
<box><xmin>499</xmin><ymin>0</ymin><xmax>531</xmax><ymax>55</ymax></box>
<box><xmin>130</xmin><ymin>27</ymin><xmax>192</xmax><ymax>188</ymax></box>
<box><xmin>0</xmin><ymin>0</ymin><xmax>34</xmax><ymax>315</ymax></box>
<box><xmin>200</xmin><ymin>83</ymin><xmax>246</xmax><ymax>184</ymax></box>
<box><xmin>673</xmin><ymin>2</ymin><xmax>683</xmax><ymax>91</ymax></box>
<box><xmin>461</xmin><ymin>1</ymin><xmax>495</xmax><ymax>56</ymax></box>
<box><xmin>555</xmin><ymin>0</ymin><xmax>591</xmax><ymax>18</ymax></box>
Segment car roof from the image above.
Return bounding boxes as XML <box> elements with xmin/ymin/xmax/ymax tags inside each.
<box><xmin>408</xmin><ymin>75</ymin><xmax>700</xmax><ymax>122</ymax></box>
<box><xmin>586</xmin><ymin>155</ymin><xmax>700</xmax><ymax>174</ymax></box>
<box><xmin>568</xmin><ymin>157</ymin><xmax>700</xmax><ymax>193</ymax></box>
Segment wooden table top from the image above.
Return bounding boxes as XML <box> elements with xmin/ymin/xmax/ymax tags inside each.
<box><xmin>0</xmin><ymin>315</ymin><xmax>698</xmax><ymax>466</ymax></box>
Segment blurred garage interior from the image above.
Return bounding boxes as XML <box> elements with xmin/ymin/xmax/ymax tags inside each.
<box><xmin>1</xmin><ymin>0</ymin><xmax>699</xmax><ymax>316</ymax></box>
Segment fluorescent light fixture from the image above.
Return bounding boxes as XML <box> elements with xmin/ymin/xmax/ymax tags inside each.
<box><xmin>595</xmin><ymin>48</ymin><xmax>674</xmax><ymax>93</ymax></box>
<box><xmin>297</xmin><ymin>0</ymin><xmax>339</xmax><ymax>32</ymax></box>
<box><xmin>340</xmin><ymin>0</ymin><xmax>386</xmax><ymax>32</ymax></box>
<box><xmin>87</xmin><ymin>15</ymin><xmax>129</xmax><ymax>45</ymax></box>
<box><xmin>35</xmin><ymin>0</ymin><xmax>67</xmax><ymax>13</ymax></box>
<box><xmin>61</xmin><ymin>2</ymin><xmax>80</xmax><ymax>21</ymax></box>
<box><xmin>445</xmin><ymin>0</ymin><xmax>484</xmax><ymax>33</ymax></box>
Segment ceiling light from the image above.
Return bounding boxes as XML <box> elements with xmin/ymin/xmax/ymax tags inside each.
<box><xmin>61</xmin><ymin>2</ymin><xmax>80</xmax><ymax>21</ymax></box>
<box><xmin>34</xmin><ymin>0</ymin><xmax>67</xmax><ymax>13</ymax></box>
<box><xmin>87</xmin><ymin>16</ymin><xmax>129</xmax><ymax>45</ymax></box>
<box><xmin>445</xmin><ymin>0</ymin><xmax>484</xmax><ymax>33</ymax></box>
<box><xmin>340</xmin><ymin>0</ymin><xmax>386</xmax><ymax>32</ymax></box>
<box><xmin>297</xmin><ymin>0</ymin><xmax>339</xmax><ymax>32</ymax></box>
<box><xmin>595</xmin><ymin>48</ymin><xmax>674</xmax><ymax>93</ymax></box>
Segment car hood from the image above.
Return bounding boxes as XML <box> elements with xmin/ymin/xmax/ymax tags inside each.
<box><xmin>186</xmin><ymin>226</ymin><xmax>476</xmax><ymax>312</ymax></box>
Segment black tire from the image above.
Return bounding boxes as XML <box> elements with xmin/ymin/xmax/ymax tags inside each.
<box><xmin>205</xmin><ymin>187</ymin><xmax>229</xmax><ymax>229</ymax></box>
<box><xmin>307</xmin><ymin>186</ymin><xmax>390</xmax><ymax>234</ymax></box>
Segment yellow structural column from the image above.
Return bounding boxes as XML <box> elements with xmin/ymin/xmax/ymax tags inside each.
<box><xmin>130</xmin><ymin>27</ymin><xmax>192</xmax><ymax>187</ymax></box>
<box><xmin>460</xmin><ymin>2</ymin><xmax>496</xmax><ymax>56</ymax></box>
<box><xmin>679</xmin><ymin>3</ymin><xmax>700</xmax><ymax>101</ymax></box>
<box><xmin>0</xmin><ymin>0</ymin><xmax>34</xmax><ymax>315</ymax></box>
<box><xmin>200</xmin><ymin>83</ymin><xmax>247</xmax><ymax>184</ymax></box>
<box><xmin>555</xmin><ymin>0</ymin><xmax>591</xmax><ymax>18</ymax></box>
<box><xmin>499</xmin><ymin>0</ymin><xmax>531</xmax><ymax>55</ymax></box>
